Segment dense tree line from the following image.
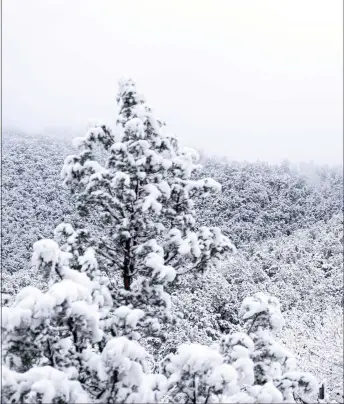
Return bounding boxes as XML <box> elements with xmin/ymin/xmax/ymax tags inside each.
<box><xmin>2</xmin><ymin>133</ymin><xmax>75</xmax><ymax>275</ymax></box>
<box><xmin>195</xmin><ymin>157</ymin><xmax>343</xmax><ymax>247</ymax></box>
<box><xmin>2</xmin><ymin>134</ymin><xmax>342</xmax><ymax>276</ymax></box>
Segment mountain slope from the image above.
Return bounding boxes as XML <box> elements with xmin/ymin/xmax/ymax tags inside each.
<box><xmin>2</xmin><ymin>131</ymin><xmax>343</xmax><ymax>401</ymax></box>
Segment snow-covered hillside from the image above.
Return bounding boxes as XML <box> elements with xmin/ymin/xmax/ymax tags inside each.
<box><xmin>2</xmin><ymin>125</ymin><xmax>343</xmax><ymax>402</ymax></box>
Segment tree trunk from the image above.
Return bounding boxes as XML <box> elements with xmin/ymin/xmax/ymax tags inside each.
<box><xmin>123</xmin><ymin>239</ymin><xmax>131</xmax><ymax>290</ymax></box>
<box><xmin>124</xmin><ymin>275</ymin><xmax>131</xmax><ymax>290</ymax></box>
<box><xmin>318</xmin><ymin>383</ymin><xmax>325</xmax><ymax>400</ymax></box>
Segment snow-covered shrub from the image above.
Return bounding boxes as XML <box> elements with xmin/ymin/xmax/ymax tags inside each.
<box><xmin>283</xmin><ymin>307</ymin><xmax>343</xmax><ymax>403</ymax></box>
<box><xmin>2</xmin><ymin>366</ymin><xmax>90</xmax><ymax>404</ymax></box>
<box><xmin>163</xmin><ymin>343</ymin><xmax>238</xmax><ymax>402</ymax></box>
<box><xmin>163</xmin><ymin>292</ymin><xmax>318</xmax><ymax>403</ymax></box>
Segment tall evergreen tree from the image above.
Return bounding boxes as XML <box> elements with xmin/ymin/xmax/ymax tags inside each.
<box><xmin>62</xmin><ymin>79</ymin><xmax>232</xmax><ymax>291</ymax></box>
<box><xmin>61</xmin><ymin>79</ymin><xmax>233</xmax><ymax>336</ymax></box>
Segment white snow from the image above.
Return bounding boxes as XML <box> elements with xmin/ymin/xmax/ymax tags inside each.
<box><xmin>157</xmin><ymin>180</ymin><xmax>171</xmax><ymax>198</ymax></box>
<box><xmin>84</xmin><ymin>160</ymin><xmax>107</xmax><ymax>174</ymax></box>
<box><xmin>54</xmin><ymin>223</ymin><xmax>75</xmax><ymax>238</ymax></box>
<box><xmin>115</xmin><ymin>171</ymin><xmax>131</xmax><ymax>186</ymax></box>
<box><xmin>102</xmin><ymin>336</ymin><xmax>147</xmax><ymax>365</ymax></box>
<box><xmin>145</xmin><ymin>253</ymin><xmax>176</xmax><ymax>283</ymax></box>
<box><xmin>166</xmin><ymin>343</ymin><xmax>223</xmax><ymax>375</ymax></box>
<box><xmin>2</xmin><ymin>366</ymin><xmax>90</xmax><ymax>403</ymax></box>
<box><xmin>49</xmin><ymin>279</ymin><xmax>91</xmax><ymax>305</ymax></box>
<box><xmin>32</xmin><ymin>239</ymin><xmax>60</xmax><ymax>271</ymax></box>
<box><xmin>68</xmin><ymin>301</ymin><xmax>103</xmax><ymax>342</ymax></box>
<box><xmin>142</xmin><ymin>184</ymin><xmax>162</xmax><ymax>214</ymax></box>
<box><xmin>208</xmin><ymin>363</ymin><xmax>239</xmax><ymax>395</ymax></box>
<box><xmin>240</xmin><ymin>292</ymin><xmax>285</xmax><ymax>331</ymax></box>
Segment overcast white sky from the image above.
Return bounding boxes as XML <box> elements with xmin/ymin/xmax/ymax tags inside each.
<box><xmin>3</xmin><ymin>0</ymin><xmax>343</xmax><ymax>164</ymax></box>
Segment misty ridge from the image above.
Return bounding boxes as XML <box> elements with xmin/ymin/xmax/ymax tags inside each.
<box><xmin>2</xmin><ymin>1</ymin><xmax>343</xmax><ymax>403</ymax></box>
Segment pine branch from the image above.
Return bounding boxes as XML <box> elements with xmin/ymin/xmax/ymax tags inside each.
<box><xmin>247</xmin><ymin>313</ymin><xmax>260</xmax><ymax>334</ymax></box>
<box><xmin>204</xmin><ymin>387</ymin><xmax>212</xmax><ymax>404</ymax></box>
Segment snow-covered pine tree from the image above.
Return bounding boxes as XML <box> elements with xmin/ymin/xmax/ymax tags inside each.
<box><xmin>238</xmin><ymin>292</ymin><xmax>319</xmax><ymax>403</ymax></box>
<box><xmin>61</xmin><ymin>78</ymin><xmax>234</xmax><ymax>336</ymax></box>
<box><xmin>2</xmin><ymin>234</ymin><xmax>168</xmax><ymax>403</ymax></box>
